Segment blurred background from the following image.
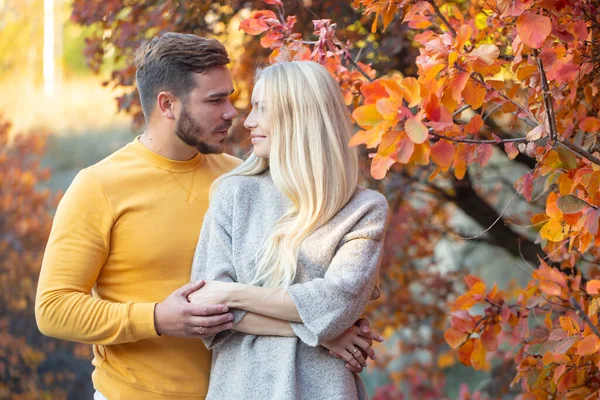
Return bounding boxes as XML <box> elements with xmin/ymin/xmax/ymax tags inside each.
<box><xmin>1</xmin><ymin>0</ymin><xmax>536</xmax><ymax>399</ymax></box>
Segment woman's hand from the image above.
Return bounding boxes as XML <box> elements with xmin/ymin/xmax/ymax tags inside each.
<box><xmin>187</xmin><ymin>280</ymin><xmax>237</xmax><ymax>306</ymax></box>
<box><xmin>321</xmin><ymin>323</ymin><xmax>382</xmax><ymax>372</ymax></box>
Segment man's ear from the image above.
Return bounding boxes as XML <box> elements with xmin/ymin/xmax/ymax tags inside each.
<box><xmin>156</xmin><ymin>91</ymin><xmax>177</xmax><ymax>120</ymax></box>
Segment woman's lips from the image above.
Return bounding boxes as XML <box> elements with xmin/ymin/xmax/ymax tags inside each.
<box><xmin>251</xmin><ymin>134</ymin><xmax>266</xmax><ymax>144</ymax></box>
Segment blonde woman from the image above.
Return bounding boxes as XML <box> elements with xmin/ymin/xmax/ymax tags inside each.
<box><xmin>189</xmin><ymin>61</ymin><xmax>388</xmax><ymax>399</ymax></box>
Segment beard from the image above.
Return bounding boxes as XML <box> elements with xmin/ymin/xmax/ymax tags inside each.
<box><xmin>175</xmin><ymin>107</ymin><xmax>227</xmax><ymax>155</ymax></box>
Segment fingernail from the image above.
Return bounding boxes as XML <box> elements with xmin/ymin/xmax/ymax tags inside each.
<box><xmin>227</xmin><ymin>323</ymin><xmax>233</xmax><ymax>329</ymax></box>
<box><xmin>222</xmin><ymin>306</ymin><xmax>228</xmax><ymax>312</ymax></box>
<box><xmin>228</xmin><ymin>314</ymin><xmax>234</xmax><ymax>321</ymax></box>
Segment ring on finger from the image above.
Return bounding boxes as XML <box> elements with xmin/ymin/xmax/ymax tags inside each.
<box><xmin>352</xmin><ymin>347</ymin><xmax>359</xmax><ymax>354</ymax></box>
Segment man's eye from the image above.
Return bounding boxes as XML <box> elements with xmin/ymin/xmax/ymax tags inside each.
<box><xmin>210</xmin><ymin>98</ymin><xmax>222</xmax><ymax>103</ymax></box>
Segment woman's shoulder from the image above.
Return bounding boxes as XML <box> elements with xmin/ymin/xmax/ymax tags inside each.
<box><xmin>211</xmin><ymin>172</ymin><xmax>272</xmax><ymax>202</ymax></box>
<box><xmin>347</xmin><ymin>187</ymin><xmax>389</xmax><ymax>216</ymax></box>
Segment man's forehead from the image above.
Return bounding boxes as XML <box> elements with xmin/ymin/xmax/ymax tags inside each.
<box><xmin>193</xmin><ymin>68</ymin><xmax>234</xmax><ymax>94</ymax></box>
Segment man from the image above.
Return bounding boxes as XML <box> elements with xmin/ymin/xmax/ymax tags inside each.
<box><xmin>35</xmin><ymin>33</ymin><xmax>379</xmax><ymax>400</ymax></box>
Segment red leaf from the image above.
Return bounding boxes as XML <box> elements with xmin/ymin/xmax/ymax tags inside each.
<box><xmin>504</xmin><ymin>142</ymin><xmax>519</xmax><ymax>160</ymax></box>
<box><xmin>430</xmin><ymin>140</ymin><xmax>455</xmax><ymax>168</ymax></box>
<box><xmin>476</xmin><ymin>144</ymin><xmax>494</xmax><ymax>167</ymax></box>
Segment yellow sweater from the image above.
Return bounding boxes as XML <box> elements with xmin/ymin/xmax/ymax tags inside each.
<box><xmin>35</xmin><ymin>137</ymin><xmax>241</xmax><ymax>399</ymax></box>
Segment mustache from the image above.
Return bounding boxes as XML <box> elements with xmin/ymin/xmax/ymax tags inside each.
<box><xmin>214</xmin><ymin>123</ymin><xmax>232</xmax><ymax>132</ymax></box>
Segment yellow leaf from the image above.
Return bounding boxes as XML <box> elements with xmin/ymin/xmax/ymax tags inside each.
<box><xmin>540</xmin><ymin>219</ymin><xmax>567</xmax><ymax>242</ymax></box>
<box><xmin>352</xmin><ymin>104</ymin><xmax>383</xmax><ymax>129</ymax></box>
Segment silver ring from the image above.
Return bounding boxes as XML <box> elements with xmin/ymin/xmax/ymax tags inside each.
<box><xmin>352</xmin><ymin>348</ymin><xmax>359</xmax><ymax>354</ymax></box>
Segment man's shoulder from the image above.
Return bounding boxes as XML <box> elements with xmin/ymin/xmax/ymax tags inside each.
<box><xmin>203</xmin><ymin>152</ymin><xmax>243</xmax><ymax>174</ymax></box>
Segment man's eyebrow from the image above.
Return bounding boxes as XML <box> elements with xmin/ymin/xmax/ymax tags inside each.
<box><xmin>207</xmin><ymin>89</ymin><xmax>235</xmax><ymax>99</ymax></box>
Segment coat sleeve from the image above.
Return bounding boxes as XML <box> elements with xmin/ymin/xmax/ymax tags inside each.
<box><xmin>286</xmin><ymin>193</ymin><xmax>389</xmax><ymax>346</ymax></box>
<box><xmin>190</xmin><ymin>181</ymin><xmax>247</xmax><ymax>349</ymax></box>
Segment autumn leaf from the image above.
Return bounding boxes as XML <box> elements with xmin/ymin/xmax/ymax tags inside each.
<box><xmin>586</xmin><ymin>280</ymin><xmax>600</xmax><ymax>295</ymax></box>
<box><xmin>504</xmin><ymin>142</ymin><xmax>519</xmax><ymax>160</ymax></box>
<box><xmin>444</xmin><ymin>327</ymin><xmax>468</xmax><ymax>349</ymax></box>
<box><xmin>462</xmin><ymin>79</ymin><xmax>486</xmax><ymax>109</ymax></box>
<box><xmin>576</xmin><ymin>335</ymin><xmax>600</xmax><ymax>356</ymax></box>
<box><xmin>352</xmin><ymin>104</ymin><xmax>383</xmax><ymax>129</ymax></box>
<box><xmin>516</xmin><ymin>12</ymin><xmax>551</xmax><ymax>48</ymax></box>
<box><xmin>467</xmin><ymin>44</ymin><xmax>500</xmax><ymax>65</ymax></box>
<box><xmin>579</xmin><ymin>117</ymin><xmax>600</xmax><ymax>133</ymax></box>
<box><xmin>431</xmin><ymin>140</ymin><xmax>455</xmax><ymax>168</ymax></box>
<box><xmin>402</xmin><ymin>77</ymin><xmax>422</xmax><ymax>108</ymax></box>
<box><xmin>556</xmin><ymin>195</ymin><xmax>589</xmax><ymax>214</ymax></box>
<box><xmin>405</xmin><ymin>116</ymin><xmax>429</xmax><ymax>144</ymax></box>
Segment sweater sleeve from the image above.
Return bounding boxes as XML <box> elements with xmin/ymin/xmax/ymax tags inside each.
<box><xmin>35</xmin><ymin>169</ymin><xmax>158</xmax><ymax>345</ymax></box>
<box><xmin>287</xmin><ymin>194</ymin><xmax>389</xmax><ymax>346</ymax></box>
<box><xmin>190</xmin><ymin>181</ymin><xmax>247</xmax><ymax>349</ymax></box>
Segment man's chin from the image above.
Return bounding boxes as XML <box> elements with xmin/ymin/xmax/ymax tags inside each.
<box><xmin>196</xmin><ymin>142</ymin><xmax>225</xmax><ymax>155</ymax></box>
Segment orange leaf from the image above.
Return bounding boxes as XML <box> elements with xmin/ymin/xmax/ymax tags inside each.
<box><xmin>349</xmin><ymin>125</ymin><xmax>385</xmax><ymax>148</ymax></box>
<box><xmin>444</xmin><ymin>327</ymin><xmax>468</xmax><ymax>349</ymax></box>
<box><xmin>360</xmin><ymin>80</ymin><xmax>389</xmax><ymax>105</ymax></box>
<box><xmin>470</xmin><ymin>339</ymin><xmax>487</xmax><ymax>370</ymax></box>
<box><xmin>405</xmin><ymin>117</ymin><xmax>429</xmax><ymax>144</ymax></box>
<box><xmin>462</xmin><ymin>79</ymin><xmax>486</xmax><ymax>109</ymax></box>
<box><xmin>451</xmin><ymin>72</ymin><xmax>470</xmax><ymax>102</ymax></box>
<box><xmin>239</xmin><ymin>18</ymin><xmax>270</xmax><ymax>35</ymax></box>
<box><xmin>380</xmin><ymin>79</ymin><xmax>403</xmax><ymax>104</ymax></box>
<box><xmin>457</xmin><ymin>338</ymin><xmax>475</xmax><ymax>366</ymax></box>
<box><xmin>539</xmin><ymin>280</ymin><xmax>562</xmax><ymax>297</ymax></box>
<box><xmin>402</xmin><ymin>77</ymin><xmax>422</xmax><ymax>107</ymax></box>
<box><xmin>465</xmin><ymin>115</ymin><xmax>484</xmax><ymax>135</ymax></box>
<box><xmin>576</xmin><ymin>335</ymin><xmax>600</xmax><ymax>356</ymax></box>
<box><xmin>542</xmin><ymin>351</ymin><xmax>570</xmax><ymax>366</ymax></box>
<box><xmin>370</xmin><ymin>130</ymin><xmax>401</xmax><ymax>180</ymax></box>
<box><xmin>579</xmin><ymin>117</ymin><xmax>600</xmax><ymax>133</ymax></box>
<box><xmin>410</xmin><ymin>141</ymin><xmax>431</xmax><ymax>165</ymax></box>
<box><xmin>430</xmin><ymin>140</ymin><xmax>455</xmax><ymax>168</ymax></box>
<box><xmin>516</xmin><ymin>12</ymin><xmax>551</xmax><ymax>48</ymax></box>
<box><xmin>586</xmin><ymin>280</ymin><xmax>600</xmax><ymax>295</ymax></box>
<box><xmin>465</xmin><ymin>275</ymin><xmax>484</xmax><ymax>289</ymax></box>
<box><xmin>437</xmin><ymin>351</ymin><xmax>456</xmax><ymax>368</ymax></box>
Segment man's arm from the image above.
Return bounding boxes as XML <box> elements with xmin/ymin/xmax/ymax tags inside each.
<box><xmin>35</xmin><ymin>169</ymin><xmax>231</xmax><ymax>344</ymax></box>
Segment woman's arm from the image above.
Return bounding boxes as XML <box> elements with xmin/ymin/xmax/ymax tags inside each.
<box><xmin>225</xmin><ymin>194</ymin><xmax>389</xmax><ymax>346</ymax></box>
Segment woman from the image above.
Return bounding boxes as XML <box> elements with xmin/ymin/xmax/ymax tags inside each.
<box><xmin>189</xmin><ymin>61</ymin><xmax>388</xmax><ymax>399</ymax></box>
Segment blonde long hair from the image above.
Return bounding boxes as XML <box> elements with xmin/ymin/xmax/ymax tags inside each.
<box><xmin>213</xmin><ymin>61</ymin><xmax>359</xmax><ymax>288</ymax></box>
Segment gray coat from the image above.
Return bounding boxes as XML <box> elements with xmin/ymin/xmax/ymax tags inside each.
<box><xmin>191</xmin><ymin>171</ymin><xmax>388</xmax><ymax>400</ymax></box>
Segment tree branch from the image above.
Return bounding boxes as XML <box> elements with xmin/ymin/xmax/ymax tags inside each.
<box><xmin>533</xmin><ymin>50</ymin><xmax>558</xmax><ymax>142</ymax></box>
<box><xmin>426</xmin><ymin>0</ymin><xmax>457</xmax><ymax>37</ymax></box>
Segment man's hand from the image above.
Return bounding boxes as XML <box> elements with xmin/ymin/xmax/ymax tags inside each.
<box><xmin>325</xmin><ymin>318</ymin><xmax>384</xmax><ymax>373</ymax></box>
<box><xmin>154</xmin><ymin>280</ymin><xmax>234</xmax><ymax>338</ymax></box>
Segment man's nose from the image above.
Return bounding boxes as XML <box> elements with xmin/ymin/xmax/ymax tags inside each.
<box><xmin>223</xmin><ymin>101</ymin><xmax>238</xmax><ymax>120</ymax></box>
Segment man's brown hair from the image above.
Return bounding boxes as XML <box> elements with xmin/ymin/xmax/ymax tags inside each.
<box><xmin>134</xmin><ymin>32</ymin><xmax>230</xmax><ymax>120</ymax></box>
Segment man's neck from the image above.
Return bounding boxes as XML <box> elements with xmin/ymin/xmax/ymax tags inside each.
<box><xmin>139</xmin><ymin>128</ymin><xmax>199</xmax><ymax>161</ymax></box>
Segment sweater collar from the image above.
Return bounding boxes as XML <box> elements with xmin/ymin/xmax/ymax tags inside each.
<box><xmin>130</xmin><ymin>136</ymin><xmax>203</xmax><ymax>172</ymax></box>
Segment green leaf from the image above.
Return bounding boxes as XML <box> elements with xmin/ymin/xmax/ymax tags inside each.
<box><xmin>556</xmin><ymin>195</ymin><xmax>589</xmax><ymax>214</ymax></box>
